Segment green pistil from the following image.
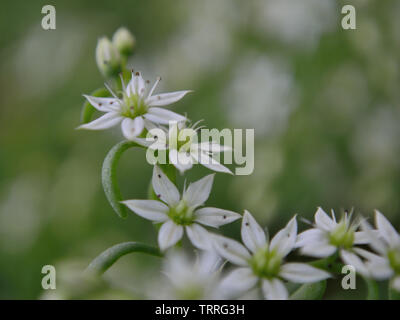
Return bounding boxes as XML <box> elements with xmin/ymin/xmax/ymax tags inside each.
<box><xmin>250</xmin><ymin>246</ymin><xmax>282</xmax><ymax>279</ymax></box>
<box><xmin>121</xmin><ymin>93</ymin><xmax>148</xmax><ymax>119</ymax></box>
<box><xmin>388</xmin><ymin>249</ymin><xmax>400</xmax><ymax>274</ymax></box>
<box><xmin>329</xmin><ymin>221</ymin><xmax>354</xmax><ymax>249</ymax></box>
<box><xmin>168</xmin><ymin>200</ymin><xmax>194</xmax><ymax>226</ymax></box>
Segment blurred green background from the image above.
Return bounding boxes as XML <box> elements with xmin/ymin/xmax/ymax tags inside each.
<box><xmin>0</xmin><ymin>0</ymin><xmax>399</xmax><ymax>299</ymax></box>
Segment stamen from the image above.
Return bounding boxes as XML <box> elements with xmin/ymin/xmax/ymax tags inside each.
<box><xmin>119</xmin><ymin>73</ymin><xmax>126</xmax><ymax>92</ymax></box>
<box><xmin>104</xmin><ymin>83</ymin><xmax>120</xmax><ymax>100</ymax></box>
<box><xmin>148</xmin><ymin>76</ymin><xmax>161</xmax><ymax>97</ymax></box>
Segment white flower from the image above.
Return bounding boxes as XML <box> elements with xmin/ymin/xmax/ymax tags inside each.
<box><xmin>355</xmin><ymin>211</ymin><xmax>400</xmax><ymax>292</ymax></box>
<box><xmin>150</xmin><ymin>250</ymin><xmax>224</xmax><ymax>299</ymax></box>
<box><xmin>136</xmin><ymin>121</ymin><xmax>233</xmax><ymax>174</ymax></box>
<box><xmin>296</xmin><ymin>207</ymin><xmax>371</xmax><ymax>267</ymax></box>
<box><xmin>78</xmin><ymin>71</ymin><xmax>191</xmax><ymax>140</ymax></box>
<box><xmin>213</xmin><ymin>211</ymin><xmax>330</xmax><ymax>300</ymax></box>
<box><xmin>122</xmin><ymin>166</ymin><xmax>241</xmax><ymax>251</ymax></box>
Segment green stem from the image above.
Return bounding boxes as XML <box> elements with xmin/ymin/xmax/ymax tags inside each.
<box><xmin>389</xmin><ymin>285</ymin><xmax>400</xmax><ymax>300</ymax></box>
<box><xmin>363</xmin><ymin>277</ymin><xmax>379</xmax><ymax>300</ymax></box>
<box><xmin>85</xmin><ymin>241</ymin><xmax>162</xmax><ymax>276</ymax></box>
<box><xmin>102</xmin><ymin>140</ymin><xmax>143</xmax><ymax>218</ymax></box>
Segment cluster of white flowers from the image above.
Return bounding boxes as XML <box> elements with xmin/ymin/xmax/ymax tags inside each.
<box><xmin>81</xmin><ymin>28</ymin><xmax>400</xmax><ymax>300</ymax></box>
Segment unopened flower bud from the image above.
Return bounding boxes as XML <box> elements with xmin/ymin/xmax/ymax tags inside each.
<box><xmin>95</xmin><ymin>37</ymin><xmax>121</xmax><ymax>77</ymax></box>
<box><xmin>112</xmin><ymin>27</ymin><xmax>136</xmax><ymax>57</ymax></box>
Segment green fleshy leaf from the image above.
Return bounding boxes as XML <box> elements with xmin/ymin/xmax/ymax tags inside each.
<box><xmin>290</xmin><ymin>280</ymin><xmax>327</xmax><ymax>300</ymax></box>
<box><xmin>80</xmin><ymin>87</ymin><xmax>110</xmax><ymax>124</ymax></box>
<box><xmin>102</xmin><ymin>140</ymin><xmax>142</xmax><ymax>218</ymax></box>
<box><xmin>85</xmin><ymin>242</ymin><xmax>162</xmax><ymax>275</ymax></box>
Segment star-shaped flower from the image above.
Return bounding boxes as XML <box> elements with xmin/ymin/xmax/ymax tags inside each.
<box><xmin>149</xmin><ymin>250</ymin><xmax>224</xmax><ymax>299</ymax></box>
<box><xmin>351</xmin><ymin>211</ymin><xmax>400</xmax><ymax>292</ymax></box>
<box><xmin>214</xmin><ymin>211</ymin><xmax>330</xmax><ymax>300</ymax></box>
<box><xmin>295</xmin><ymin>207</ymin><xmax>370</xmax><ymax>264</ymax></box>
<box><xmin>135</xmin><ymin>121</ymin><xmax>232</xmax><ymax>174</ymax></box>
<box><xmin>78</xmin><ymin>71</ymin><xmax>191</xmax><ymax>140</ymax></box>
<box><xmin>122</xmin><ymin>166</ymin><xmax>241</xmax><ymax>251</ymax></box>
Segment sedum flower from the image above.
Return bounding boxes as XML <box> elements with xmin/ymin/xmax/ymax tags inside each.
<box><xmin>214</xmin><ymin>211</ymin><xmax>330</xmax><ymax>300</ymax></box>
<box><xmin>295</xmin><ymin>207</ymin><xmax>370</xmax><ymax>263</ymax></box>
<box><xmin>122</xmin><ymin>166</ymin><xmax>241</xmax><ymax>251</ymax></box>
<box><xmin>112</xmin><ymin>27</ymin><xmax>136</xmax><ymax>56</ymax></box>
<box><xmin>78</xmin><ymin>71</ymin><xmax>190</xmax><ymax>140</ymax></box>
<box><xmin>150</xmin><ymin>250</ymin><xmax>224</xmax><ymax>299</ymax></box>
<box><xmin>95</xmin><ymin>37</ymin><xmax>122</xmax><ymax>77</ymax></box>
<box><xmin>136</xmin><ymin>121</ymin><xmax>233</xmax><ymax>174</ymax></box>
<box><xmin>352</xmin><ymin>211</ymin><xmax>400</xmax><ymax>292</ymax></box>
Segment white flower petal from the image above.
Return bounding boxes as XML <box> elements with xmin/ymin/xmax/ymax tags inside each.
<box><xmin>280</xmin><ymin>263</ymin><xmax>331</xmax><ymax>283</ymax></box>
<box><xmin>300</xmin><ymin>241</ymin><xmax>337</xmax><ymax>258</ymax></box>
<box><xmin>354</xmin><ymin>231</ymin><xmax>381</xmax><ymax>245</ymax></box>
<box><xmin>83</xmin><ymin>95</ymin><xmax>120</xmax><ymax>112</ymax></box>
<box><xmin>360</xmin><ymin>220</ymin><xmax>387</xmax><ymax>255</ymax></box>
<box><xmin>182</xmin><ymin>174</ymin><xmax>214</xmax><ymax>208</ymax></box>
<box><xmin>185</xmin><ymin>224</ymin><xmax>213</xmax><ymax>251</ymax></box>
<box><xmin>368</xmin><ymin>259</ymin><xmax>394</xmax><ymax>280</ymax></box>
<box><xmin>121</xmin><ymin>200</ymin><xmax>169</xmax><ymax>222</ymax></box>
<box><xmin>146</xmin><ymin>90</ymin><xmax>191</xmax><ymax>107</ymax></box>
<box><xmin>295</xmin><ymin>228</ymin><xmax>325</xmax><ymax>248</ymax></box>
<box><xmin>219</xmin><ymin>267</ymin><xmax>258</xmax><ymax>295</ymax></box>
<box><xmin>152</xmin><ymin>165</ymin><xmax>180</xmax><ymax>206</ymax></box>
<box><xmin>77</xmin><ymin>112</ymin><xmax>123</xmax><ymax>130</ymax></box>
<box><xmin>195</xmin><ymin>207</ymin><xmax>241</xmax><ymax>228</ymax></box>
<box><xmin>375</xmin><ymin>210</ymin><xmax>400</xmax><ymax>247</ymax></box>
<box><xmin>144</xmin><ymin>107</ymin><xmax>186</xmax><ymax>124</ymax></box>
<box><xmin>315</xmin><ymin>207</ymin><xmax>336</xmax><ymax>232</ymax></box>
<box><xmin>121</xmin><ymin>116</ymin><xmax>144</xmax><ymax>140</ymax></box>
<box><xmin>158</xmin><ymin>221</ymin><xmax>184</xmax><ymax>251</ymax></box>
<box><xmin>193</xmin><ymin>151</ymin><xmax>233</xmax><ymax>174</ymax></box>
<box><xmin>168</xmin><ymin>149</ymin><xmax>193</xmax><ymax>174</ymax></box>
<box><xmin>262</xmin><ymin>279</ymin><xmax>288</xmax><ymax>300</ymax></box>
<box><xmin>270</xmin><ymin>215</ymin><xmax>297</xmax><ymax>257</ymax></box>
<box><xmin>213</xmin><ymin>235</ymin><xmax>251</xmax><ymax>266</ymax></box>
<box><xmin>241</xmin><ymin>210</ymin><xmax>267</xmax><ymax>253</ymax></box>
<box><xmin>340</xmin><ymin>250</ymin><xmax>369</xmax><ymax>277</ymax></box>
<box><xmin>128</xmin><ymin>72</ymin><xmax>146</xmax><ymax>96</ymax></box>
<box><xmin>354</xmin><ymin>248</ymin><xmax>386</xmax><ymax>262</ymax></box>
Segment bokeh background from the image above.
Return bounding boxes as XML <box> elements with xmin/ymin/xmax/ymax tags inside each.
<box><xmin>0</xmin><ymin>0</ymin><xmax>399</xmax><ymax>299</ymax></box>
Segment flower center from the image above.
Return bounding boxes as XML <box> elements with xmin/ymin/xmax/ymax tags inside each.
<box><xmin>250</xmin><ymin>246</ymin><xmax>282</xmax><ymax>279</ymax></box>
<box><xmin>388</xmin><ymin>249</ymin><xmax>400</xmax><ymax>274</ymax></box>
<box><xmin>329</xmin><ymin>221</ymin><xmax>354</xmax><ymax>249</ymax></box>
<box><xmin>168</xmin><ymin>200</ymin><xmax>194</xmax><ymax>226</ymax></box>
<box><xmin>121</xmin><ymin>93</ymin><xmax>148</xmax><ymax>119</ymax></box>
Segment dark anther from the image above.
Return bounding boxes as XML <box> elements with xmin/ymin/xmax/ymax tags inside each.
<box><xmin>158</xmin><ymin>174</ymin><xmax>161</xmax><ymax>178</ymax></box>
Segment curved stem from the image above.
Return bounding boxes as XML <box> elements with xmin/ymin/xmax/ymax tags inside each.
<box><xmin>85</xmin><ymin>241</ymin><xmax>162</xmax><ymax>276</ymax></box>
<box><xmin>102</xmin><ymin>140</ymin><xmax>143</xmax><ymax>218</ymax></box>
